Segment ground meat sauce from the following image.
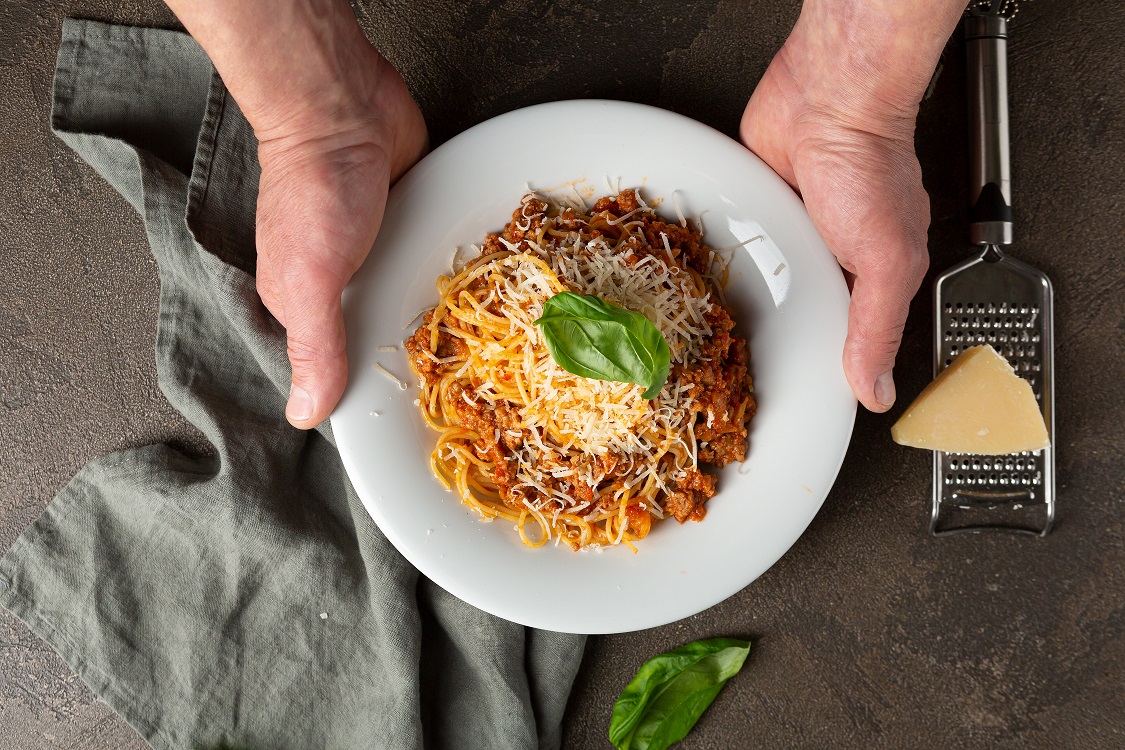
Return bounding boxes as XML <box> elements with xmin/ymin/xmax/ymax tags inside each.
<box><xmin>405</xmin><ymin>311</ymin><xmax>468</xmax><ymax>387</ymax></box>
<box><xmin>407</xmin><ymin>189</ymin><xmax>756</xmax><ymax>541</ymax></box>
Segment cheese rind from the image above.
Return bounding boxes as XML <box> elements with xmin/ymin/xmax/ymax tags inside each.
<box><xmin>891</xmin><ymin>344</ymin><xmax>1050</xmax><ymax>455</ymax></box>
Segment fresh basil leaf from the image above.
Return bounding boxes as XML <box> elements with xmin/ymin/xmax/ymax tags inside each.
<box><xmin>609</xmin><ymin>638</ymin><xmax>751</xmax><ymax>750</ymax></box>
<box><xmin>533</xmin><ymin>292</ymin><xmax>671</xmax><ymax>399</ymax></box>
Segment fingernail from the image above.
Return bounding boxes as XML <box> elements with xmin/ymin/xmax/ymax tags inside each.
<box><xmin>875</xmin><ymin>370</ymin><xmax>896</xmax><ymax>408</ymax></box>
<box><xmin>287</xmin><ymin>383</ymin><xmax>314</xmax><ymax>422</ymax></box>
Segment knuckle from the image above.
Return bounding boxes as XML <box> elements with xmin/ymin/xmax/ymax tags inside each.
<box><xmin>849</xmin><ymin>315</ymin><xmax>905</xmax><ymax>354</ymax></box>
<box><xmin>286</xmin><ymin>335</ymin><xmax>344</xmax><ymax>368</ymax></box>
<box><xmin>865</xmin><ymin>243</ymin><xmax>928</xmax><ymax>291</ymax></box>
<box><xmin>273</xmin><ymin>245</ymin><xmax>355</xmax><ymax>297</ymax></box>
<box><xmin>910</xmin><ymin>248</ymin><xmax>930</xmax><ymax>281</ymax></box>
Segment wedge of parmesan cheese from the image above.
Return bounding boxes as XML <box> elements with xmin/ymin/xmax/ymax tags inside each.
<box><xmin>891</xmin><ymin>344</ymin><xmax>1049</xmax><ymax>455</ymax></box>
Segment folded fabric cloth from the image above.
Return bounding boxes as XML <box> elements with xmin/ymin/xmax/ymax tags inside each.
<box><xmin>0</xmin><ymin>19</ymin><xmax>585</xmax><ymax>750</ymax></box>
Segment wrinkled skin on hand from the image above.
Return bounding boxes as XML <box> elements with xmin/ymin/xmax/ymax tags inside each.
<box><xmin>253</xmin><ymin>47</ymin><xmax>427</xmax><ymax>429</ymax></box>
<box><xmin>741</xmin><ymin>15</ymin><xmax>935</xmax><ymax>413</ymax></box>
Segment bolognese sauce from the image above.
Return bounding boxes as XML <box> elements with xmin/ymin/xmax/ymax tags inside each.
<box><xmin>405</xmin><ymin>188</ymin><xmax>755</xmax><ymax>551</ymax></box>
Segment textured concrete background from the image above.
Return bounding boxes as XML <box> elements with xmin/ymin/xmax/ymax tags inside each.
<box><xmin>2</xmin><ymin>0</ymin><xmax>1123</xmax><ymax>748</ymax></box>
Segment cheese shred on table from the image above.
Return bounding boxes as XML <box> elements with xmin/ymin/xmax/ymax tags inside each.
<box><xmin>405</xmin><ymin>189</ymin><xmax>756</xmax><ymax>552</ymax></box>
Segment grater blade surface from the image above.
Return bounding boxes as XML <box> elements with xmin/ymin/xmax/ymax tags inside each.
<box><xmin>932</xmin><ymin>245</ymin><xmax>1055</xmax><ymax>536</ymax></box>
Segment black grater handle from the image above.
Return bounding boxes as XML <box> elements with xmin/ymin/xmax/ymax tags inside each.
<box><xmin>965</xmin><ymin>13</ymin><xmax>1013</xmax><ymax>246</ymax></box>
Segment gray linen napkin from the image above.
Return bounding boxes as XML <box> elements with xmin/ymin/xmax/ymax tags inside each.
<box><xmin>0</xmin><ymin>19</ymin><xmax>584</xmax><ymax>750</ymax></box>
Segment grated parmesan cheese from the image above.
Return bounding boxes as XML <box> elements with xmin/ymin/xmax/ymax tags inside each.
<box><xmin>671</xmin><ymin>190</ymin><xmax>687</xmax><ymax>227</ymax></box>
<box><xmin>373</xmin><ymin>362</ymin><xmax>408</xmax><ymax>390</ymax></box>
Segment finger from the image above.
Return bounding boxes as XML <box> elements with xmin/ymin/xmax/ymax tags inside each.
<box><xmin>843</xmin><ymin>247</ymin><xmax>928</xmax><ymax>413</ymax></box>
<box><xmin>277</xmin><ymin>258</ymin><xmax>350</xmax><ymax>429</ymax></box>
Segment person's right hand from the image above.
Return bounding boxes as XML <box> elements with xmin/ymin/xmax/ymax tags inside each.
<box><xmin>740</xmin><ymin>41</ymin><xmax>931</xmax><ymax>414</ymax></box>
<box><xmin>253</xmin><ymin>53</ymin><xmax>426</xmax><ymax>429</ymax></box>
<box><xmin>739</xmin><ymin>0</ymin><xmax>965</xmax><ymax>413</ymax></box>
<box><xmin>164</xmin><ymin>0</ymin><xmax>427</xmax><ymax>428</ymax></box>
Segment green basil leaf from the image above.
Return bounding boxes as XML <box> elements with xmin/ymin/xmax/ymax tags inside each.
<box><xmin>609</xmin><ymin>638</ymin><xmax>751</xmax><ymax>750</ymax></box>
<box><xmin>533</xmin><ymin>292</ymin><xmax>671</xmax><ymax>399</ymax></box>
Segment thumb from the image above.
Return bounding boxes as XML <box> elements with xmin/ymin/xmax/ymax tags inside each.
<box><xmin>255</xmin><ymin>142</ymin><xmax>392</xmax><ymax>430</ymax></box>
<box><xmin>843</xmin><ymin>251</ymin><xmax>928</xmax><ymax>413</ymax></box>
<box><xmin>278</xmin><ymin>261</ymin><xmax>350</xmax><ymax>429</ymax></box>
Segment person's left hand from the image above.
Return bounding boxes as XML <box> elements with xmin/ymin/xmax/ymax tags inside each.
<box><xmin>164</xmin><ymin>0</ymin><xmax>429</xmax><ymax>428</ymax></box>
<box><xmin>252</xmin><ymin>44</ymin><xmax>427</xmax><ymax>429</ymax></box>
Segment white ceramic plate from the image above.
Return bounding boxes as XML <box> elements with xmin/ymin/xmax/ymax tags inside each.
<box><xmin>333</xmin><ymin>100</ymin><xmax>855</xmax><ymax>634</ymax></box>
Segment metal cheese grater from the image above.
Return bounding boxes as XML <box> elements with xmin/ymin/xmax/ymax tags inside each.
<box><xmin>930</xmin><ymin>2</ymin><xmax>1055</xmax><ymax>537</ymax></box>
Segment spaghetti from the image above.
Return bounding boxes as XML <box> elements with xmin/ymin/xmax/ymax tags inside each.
<box><xmin>405</xmin><ymin>188</ymin><xmax>755</xmax><ymax>551</ymax></box>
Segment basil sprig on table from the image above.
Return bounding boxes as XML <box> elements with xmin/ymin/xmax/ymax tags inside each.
<box><xmin>533</xmin><ymin>292</ymin><xmax>671</xmax><ymax>399</ymax></box>
<box><xmin>609</xmin><ymin>638</ymin><xmax>751</xmax><ymax>750</ymax></box>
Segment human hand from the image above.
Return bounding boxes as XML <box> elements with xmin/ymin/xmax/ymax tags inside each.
<box><xmin>254</xmin><ymin>56</ymin><xmax>426</xmax><ymax>429</ymax></box>
<box><xmin>740</xmin><ymin>0</ymin><xmax>964</xmax><ymax>413</ymax></box>
<box><xmin>165</xmin><ymin>0</ymin><xmax>427</xmax><ymax>428</ymax></box>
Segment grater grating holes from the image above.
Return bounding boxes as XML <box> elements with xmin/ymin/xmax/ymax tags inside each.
<box><xmin>943</xmin><ymin>452</ymin><xmax>1042</xmax><ymax>487</ymax></box>
<box><xmin>942</xmin><ymin>301</ymin><xmax>1043</xmax><ymax>397</ymax></box>
<box><xmin>938</xmin><ymin>300</ymin><xmax>1045</xmax><ymax>495</ymax></box>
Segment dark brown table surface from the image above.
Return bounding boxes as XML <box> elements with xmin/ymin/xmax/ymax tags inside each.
<box><xmin>2</xmin><ymin>1</ymin><xmax>1123</xmax><ymax>748</ymax></box>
